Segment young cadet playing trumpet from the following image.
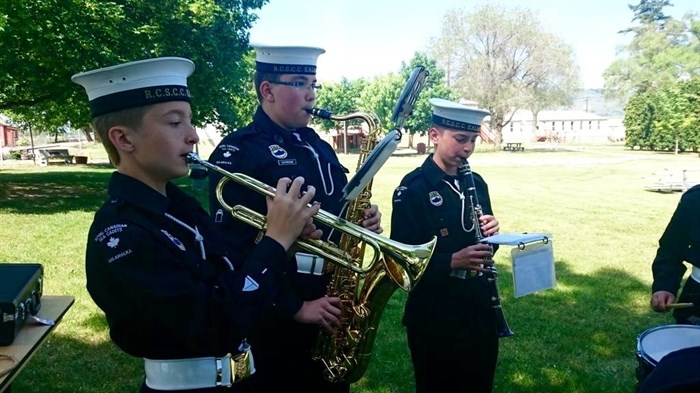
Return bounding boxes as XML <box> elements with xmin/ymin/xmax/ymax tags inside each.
<box><xmin>208</xmin><ymin>45</ymin><xmax>382</xmax><ymax>393</ymax></box>
<box><xmin>390</xmin><ymin>98</ymin><xmax>500</xmax><ymax>393</ymax></box>
<box><xmin>74</xmin><ymin>57</ymin><xmax>321</xmax><ymax>392</ymax></box>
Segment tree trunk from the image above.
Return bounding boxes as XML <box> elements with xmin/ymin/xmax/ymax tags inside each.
<box><xmin>532</xmin><ymin>112</ymin><xmax>540</xmax><ymax>142</ymax></box>
<box><xmin>494</xmin><ymin>125</ymin><xmax>503</xmax><ymax>151</ymax></box>
<box><xmin>29</xmin><ymin>124</ymin><xmax>36</xmax><ymax>165</ymax></box>
<box><xmin>343</xmin><ymin>121</ymin><xmax>348</xmax><ymax>155</ymax></box>
<box><xmin>407</xmin><ymin>132</ymin><xmax>414</xmax><ymax>149</ymax></box>
<box><xmin>82</xmin><ymin>126</ymin><xmax>93</xmax><ymax>142</ymax></box>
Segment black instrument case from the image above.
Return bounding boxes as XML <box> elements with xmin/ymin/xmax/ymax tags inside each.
<box><xmin>0</xmin><ymin>263</ymin><xmax>43</xmax><ymax>345</ymax></box>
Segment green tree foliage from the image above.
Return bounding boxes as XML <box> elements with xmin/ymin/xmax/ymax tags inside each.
<box><xmin>604</xmin><ymin>0</ymin><xmax>700</xmax><ymax>99</ymax></box>
<box><xmin>314</xmin><ymin>52</ymin><xmax>458</xmax><ymax>151</ymax></box>
<box><xmin>429</xmin><ymin>5</ymin><xmax>579</xmax><ymax>148</ymax></box>
<box><xmin>610</xmin><ymin>0</ymin><xmax>699</xmax><ymax>151</ymax></box>
<box><xmin>358</xmin><ymin>73</ymin><xmax>405</xmax><ymax>131</ymax></box>
<box><xmin>624</xmin><ymin>77</ymin><xmax>700</xmax><ymax>151</ymax></box>
<box><xmin>348</xmin><ymin>52</ymin><xmax>459</xmax><ymax>135</ymax></box>
<box><xmin>0</xmin><ymin>0</ymin><xmax>264</xmax><ymax>135</ymax></box>
<box><xmin>398</xmin><ymin>52</ymin><xmax>459</xmax><ymax>138</ymax></box>
<box><xmin>313</xmin><ymin>77</ymin><xmax>368</xmax><ymax>132</ymax></box>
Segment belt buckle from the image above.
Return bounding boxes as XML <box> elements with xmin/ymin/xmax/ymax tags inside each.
<box><xmin>216</xmin><ymin>351</ymin><xmax>252</xmax><ymax>387</ymax></box>
<box><xmin>296</xmin><ymin>252</ymin><xmax>326</xmax><ymax>276</ymax></box>
<box><xmin>216</xmin><ymin>354</ymin><xmax>233</xmax><ymax>388</ymax></box>
<box><xmin>231</xmin><ymin>350</ymin><xmax>253</xmax><ymax>383</ymax></box>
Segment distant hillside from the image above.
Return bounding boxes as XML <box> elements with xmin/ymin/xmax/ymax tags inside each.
<box><xmin>557</xmin><ymin>89</ymin><xmax>626</xmax><ymax>118</ymax></box>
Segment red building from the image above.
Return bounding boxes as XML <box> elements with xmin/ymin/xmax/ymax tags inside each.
<box><xmin>0</xmin><ymin>121</ymin><xmax>18</xmax><ymax>147</ymax></box>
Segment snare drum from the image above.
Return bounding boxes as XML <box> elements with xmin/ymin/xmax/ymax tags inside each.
<box><xmin>636</xmin><ymin>324</ymin><xmax>700</xmax><ymax>387</ymax></box>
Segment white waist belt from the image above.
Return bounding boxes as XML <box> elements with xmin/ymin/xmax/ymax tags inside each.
<box><xmin>296</xmin><ymin>252</ymin><xmax>325</xmax><ymax>275</ymax></box>
<box><xmin>145</xmin><ymin>350</ymin><xmax>254</xmax><ymax>390</ymax></box>
<box><xmin>692</xmin><ymin>266</ymin><xmax>700</xmax><ymax>283</ymax></box>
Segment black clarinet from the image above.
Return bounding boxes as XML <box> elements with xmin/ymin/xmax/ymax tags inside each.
<box><xmin>459</xmin><ymin>158</ymin><xmax>514</xmax><ymax>338</ymax></box>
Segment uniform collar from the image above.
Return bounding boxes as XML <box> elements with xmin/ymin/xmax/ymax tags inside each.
<box><xmin>107</xmin><ymin>172</ymin><xmax>194</xmax><ymax>215</ymax></box>
<box><xmin>421</xmin><ymin>154</ymin><xmax>453</xmax><ymax>187</ymax></box>
<box><xmin>252</xmin><ymin>106</ymin><xmax>319</xmax><ymax>146</ymax></box>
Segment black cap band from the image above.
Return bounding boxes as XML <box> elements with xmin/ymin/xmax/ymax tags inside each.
<box><xmin>89</xmin><ymin>85</ymin><xmax>191</xmax><ymax>117</ymax></box>
<box><xmin>432</xmin><ymin>114</ymin><xmax>481</xmax><ymax>132</ymax></box>
<box><xmin>255</xmin><ymin>61</ymin><xmax>317</xmax><ymax>75</ymax></box>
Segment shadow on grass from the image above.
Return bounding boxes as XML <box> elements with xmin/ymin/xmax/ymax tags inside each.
<box><xmin>0</xmin><ymin>170</ymin><xmax>112</xmax><ymax>214</ymax></box>
<box><xmin>356</xmin><ymin>259</ymin><xmax>671</xmax><ymax>393</ymax></box>
<box><xmin>0</xmin><ymin>168</ymin><xmax>207</xmax><ymax>215</ymax></box>
<box><xmin>9</xmin><ymin>313</ymin><xmax>143</xmax><ymax>393</ymax></box>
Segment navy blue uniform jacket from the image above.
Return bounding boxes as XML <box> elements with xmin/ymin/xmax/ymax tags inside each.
<box><xmin>85</xmin><ymin>172</ymin><xmax>288</xmax><ymax>360</ymax></box>
<box><xmin>391</xmin><ymin>155</ymin><xmax>498</xmax><ymax>335</ymax></box>
<box><xmin>208</xmin><ymin>107</ymin><xmax>349</xmax><ymax>317</ymax></box>
<box><xmin>652</xmin><ymin>185</ymin><xmax>700</xmax><ymax>294</ymax></box>
<box><xmin>652</xmin><ymin>184</ymin><xmax>700</xmax><ymax>320</ymax></box>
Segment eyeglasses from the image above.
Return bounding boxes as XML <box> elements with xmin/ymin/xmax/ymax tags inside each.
<box><xmin>269</xmin><ymin>80</ymin><xmax>322</xmax><ymax>92</ymax></box>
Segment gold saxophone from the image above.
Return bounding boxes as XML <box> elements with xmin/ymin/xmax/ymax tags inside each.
<box><xmin>308</xmin><ymin>67</ymin><xmax>431</xmax><ymax>383</ymax></box>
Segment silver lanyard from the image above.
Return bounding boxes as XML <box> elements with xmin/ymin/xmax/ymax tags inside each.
<box><xmin>441</xmin><ymin>178</ymin><xmax>475</xmax><ymax>233</ymax></box>
<box><xmin>163</xmin><ymin>212</ymin><xmax>207</xmax><ymax>261</ymax></box>
<box><xmin>163</xmin><ymin>213</ymin><xmax>235</xmax><ymax>270</ymax></box>
<box><xmin>293</xmin><ymin>133</ymin><xmax>335</xmax><ymax>196</ymax></box>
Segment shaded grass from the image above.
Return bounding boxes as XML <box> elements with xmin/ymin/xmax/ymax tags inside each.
<box><xmin>0</xmin><ymin>145</ymin><xmax>696</xmax><ymax>392</ymax></box>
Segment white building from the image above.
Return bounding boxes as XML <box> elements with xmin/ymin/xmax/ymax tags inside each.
<box><xmin>496</xmin><ymin>109</ymin><xmax>625</xmax><ymax>144</ymax></box>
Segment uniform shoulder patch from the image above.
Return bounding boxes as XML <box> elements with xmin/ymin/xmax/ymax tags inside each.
<box><xmin>392</xmin><ymin>185</ymin><xmax>408</xmax><ymax>203</ymax></box>
<box><xmin>92</xmin><ymin>223</ymin><xmax>134</xmax><ymax>264</ymax></box>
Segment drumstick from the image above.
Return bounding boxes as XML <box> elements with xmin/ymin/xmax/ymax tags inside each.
<box><xmin>667</xmin><ymin>302</ymin><xmax>694</xmax><ymax>309</ymax></box>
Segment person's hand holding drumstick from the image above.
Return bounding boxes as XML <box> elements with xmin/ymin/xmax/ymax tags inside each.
<box><xmin>651</xmin><ymin>290</ymin><xmax>694</xmax><ymax>311</ymax></box>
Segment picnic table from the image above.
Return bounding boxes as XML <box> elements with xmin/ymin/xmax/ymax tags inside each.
<box><xmin>503</xmin><ymin>142</ymin><xmax>525</xmax><ymax>152</ymax></box>
<box><xmin>644</xmin><ymin>169</ymin><xmax>700</xmax><ymax>193</ymax></box>
<box><xmin>38</xmin><ymin>149</ymin><xmax>73</xmax><ymax>165</ymax></box>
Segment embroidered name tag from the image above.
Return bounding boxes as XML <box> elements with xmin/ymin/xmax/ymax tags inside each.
<box><xmin>278</xmin><ymin>159</ymin><xmax>297</xmax><ymax>166</ymax></box>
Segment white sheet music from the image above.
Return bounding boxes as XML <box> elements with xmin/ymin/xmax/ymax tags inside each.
<box><xmin>511</xmin><ymin>241</ymin><xmax>556</xmax><ymax>298</ymax></box>
<box><xmin>481</xmin><ymin>232</ymin><xmax>550</xmax><ymax>246</ymax></box>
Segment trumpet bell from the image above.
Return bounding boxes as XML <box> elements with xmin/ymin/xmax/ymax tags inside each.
<box><xmin>382</xmin><ymin>236</ymin><xmax>436</xmax><ymax>291</ymax></box>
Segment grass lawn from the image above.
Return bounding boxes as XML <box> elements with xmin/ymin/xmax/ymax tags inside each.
<box><xmin>0</xmin><ymin>143</ymin><xmax>696</xmax><ymax>392</ymax></box>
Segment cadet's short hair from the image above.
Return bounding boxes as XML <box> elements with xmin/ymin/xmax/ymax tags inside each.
<box><xmin>91</xmin><ymin>105</ymin><xmax>152</xmax><ymax>166</ymax></box>
<box><xmin>254</xmin><ymin>71</ymin><xmax>277</xmax><ymax>102</ymax></box>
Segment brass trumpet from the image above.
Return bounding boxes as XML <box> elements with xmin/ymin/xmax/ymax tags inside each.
<box><xmin>187</xmin><ymin>152</ymin><xmax>435</xmax><ymax>290</ymax></box>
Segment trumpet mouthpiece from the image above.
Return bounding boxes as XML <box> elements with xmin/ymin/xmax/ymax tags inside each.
<box><xmin>186</xmin><ymin>152</ymin><xmax>201</xmax><ymax>164</ymax></box>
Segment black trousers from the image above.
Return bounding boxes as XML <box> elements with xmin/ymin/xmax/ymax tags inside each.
<box><xmin>407</xmin><ymin>326</ymin><xmax>499</xmax><ymax>393</ymax></box>
<box><xmin>674</xmin><ymin>278</ymin><xmax>700</xmax><ymax>324</ymax></box>
<box><xmin>241</xmin><ymin>316</ymin><xmax>349</xmax><ymax>393</ymax></box>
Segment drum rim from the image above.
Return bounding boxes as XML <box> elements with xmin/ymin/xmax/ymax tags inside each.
<box><xmin>637</xmin><ymin>324</ymin><xmax>700</xmax><ymax>365</ymax></box>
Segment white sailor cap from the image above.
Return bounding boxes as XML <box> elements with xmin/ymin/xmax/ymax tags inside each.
<box><xmin>253</xmin><ymin>45</ymin><xmax>325</xmax><ymax>75</ymax></box>
<box><xmin>429</xmin><ymin>98</ymin><xmax>490</xmax><ymax>132</ymax></box>
<box><xmin>71</xmin><ymin>57</ymin><xmax>195</xmax><ymax>118</ymax></box>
